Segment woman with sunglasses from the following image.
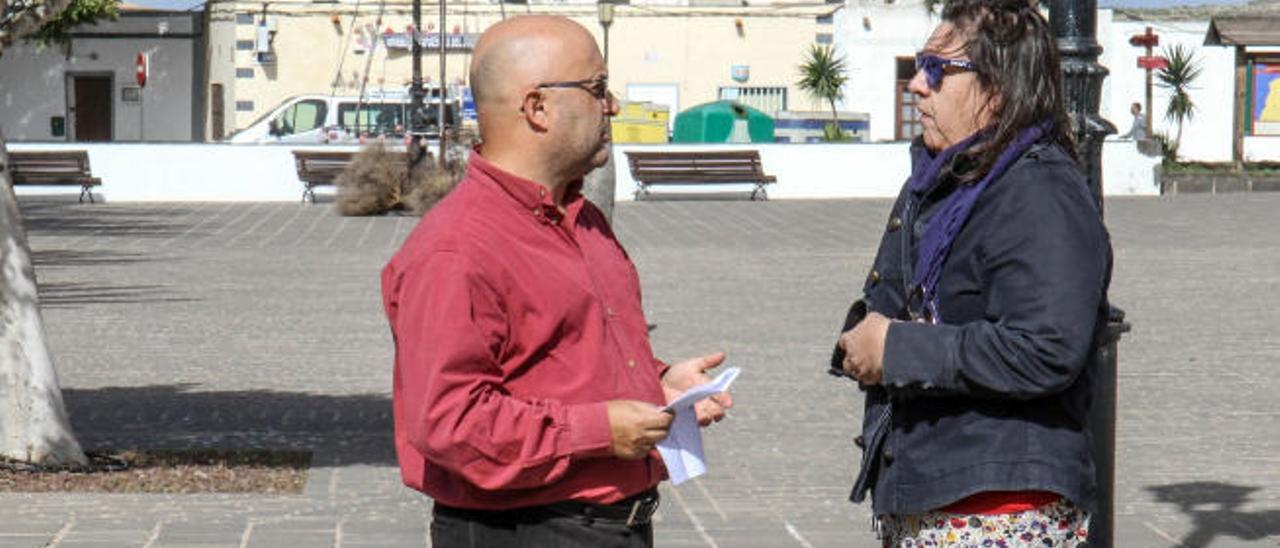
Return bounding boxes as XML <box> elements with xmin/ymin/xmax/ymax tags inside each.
<box><xmin>834</xmin><ymin>0</ymin><xmax>1112</xmax><ymax>545</ymax></box>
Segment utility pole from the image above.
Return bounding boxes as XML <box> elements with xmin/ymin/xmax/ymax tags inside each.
<box><xmin>409</xmin><ymin>0</ymin><xmax>427</xmax><ymax>170</ymax></box>
<box><xmin>438</xmin><ymin>0</ymin><xmax>448</xmax><ymax>163</ymax></box>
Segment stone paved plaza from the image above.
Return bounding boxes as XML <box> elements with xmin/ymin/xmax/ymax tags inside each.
<box><xmin>2</xmin><ymin>193</ymin><xmax>1279</xmax><ymax>547</ymax></box>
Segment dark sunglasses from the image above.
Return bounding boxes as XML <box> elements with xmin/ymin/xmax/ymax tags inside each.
<box><xmin>915</xmin><ymin>53</ymin><xmax>978</xmax><ymax>90</ymax></box>
<box><xmin>535</xmin><ymin>76</ymin><xmax>611</xmax><ymax>100</ymax></box>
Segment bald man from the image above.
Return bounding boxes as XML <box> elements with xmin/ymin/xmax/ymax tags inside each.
<box><xmin>381</xmin><ymin>16</ymin><xmax>732</xmax><ymax>547</ymax></box>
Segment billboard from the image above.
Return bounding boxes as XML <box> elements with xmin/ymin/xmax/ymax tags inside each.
<box><xmin>1252</xmin><ymin>60</ymin><xmax>1280</xmax><ymax>136</ymax></box>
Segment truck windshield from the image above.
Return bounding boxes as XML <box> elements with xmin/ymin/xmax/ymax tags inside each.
<box><xmin>338</xmin><ymin>102</ymin><xmax>406</xmax><ymax>136</ymax></box>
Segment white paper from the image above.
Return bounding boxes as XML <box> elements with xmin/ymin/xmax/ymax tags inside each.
<box><xmin>656</xmin><ymin>367</ymin><xmax>741</xmax><ymax>485</ymax></box>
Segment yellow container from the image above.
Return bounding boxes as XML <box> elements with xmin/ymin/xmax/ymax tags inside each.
<box><xmin>614</xmin><ymin>100</ymin><xmax>675</xmax><ymax>143</ymax></box>
<box><xmin>612</xmin><ymin>101</ymin><xmax>670</xmax><ymax>143</ymax></box>
<box><xmin>612</xmin><ymin>120</ymin><xmax>669</xmax><ymax>143</ymax></box>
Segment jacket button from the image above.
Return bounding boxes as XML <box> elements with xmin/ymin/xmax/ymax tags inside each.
<box><xmin>854</xmin><ymin>435</ymin><xmax>866</xmax><ymax>448</ymax></box>
<box><xmin>882</xmin><ymin>449</ymin><xmax>895</xmax><ymax>465</ymax></box>
<box><xmin>887</xmin><ymin>216</ymin><xmax>903</xmax><ymax>231</ymax></box>
<box><xmin>866</xmin><ymin>269</ymin><xmax>881</xmax><ymax>286</ymax></box>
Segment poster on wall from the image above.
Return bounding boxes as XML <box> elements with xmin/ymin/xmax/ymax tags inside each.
<box><xmin>1253</xmin><ymin>60</ymin><xmax>1280</xmax><ymax>136</ymax></box>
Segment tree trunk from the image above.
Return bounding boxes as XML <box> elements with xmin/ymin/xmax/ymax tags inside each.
<box><xmin>0</xmin><ymin>128</ymin><xmax>87</xmax><ymax>466</ymax></box>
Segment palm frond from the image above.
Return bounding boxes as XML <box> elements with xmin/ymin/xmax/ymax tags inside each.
<box><xmin>797</xmin><ymin>44</ymin><xmax>848</xmax><ymax>104</ymax></box>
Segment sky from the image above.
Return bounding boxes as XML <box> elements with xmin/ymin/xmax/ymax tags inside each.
<box><xmin>122</xmin><ymin>0</ymin><xmax>1252</xmax><ymax>12</ymax></box>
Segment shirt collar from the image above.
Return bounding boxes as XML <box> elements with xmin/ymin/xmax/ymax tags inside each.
<box><xmin>467</xmin><ymin>147</ymin><xmax>587</xmax><ymax>229</ymax></box>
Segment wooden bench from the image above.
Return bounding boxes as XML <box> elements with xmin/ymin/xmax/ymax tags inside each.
<box><xmin>6</xmin><ymin>151</ymin><xmax>102</xmax><ymax>203</ymax></box>
<box><xmin>626</xmin><ymin>150</ymin><xmax>776</xmax><ymax>201</ymax></box>
<box><xmin>293</xmin><ymin>150</ymin><xmax>355</xmax><ymax>204</ymax></box>
<box><xmin>293</xmin><ymin>149</ymin><xmax>422</xmax><ymax>203</ymax></box>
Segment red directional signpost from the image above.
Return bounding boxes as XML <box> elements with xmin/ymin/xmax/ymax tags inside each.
<box><xmin>1131</xmin><ymin>27</ymin><xmax>1162</xmax><ymax>135</ymax></box>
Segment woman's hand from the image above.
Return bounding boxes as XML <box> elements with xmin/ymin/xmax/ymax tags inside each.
<box><xmin>839</xmin><ymin>312</ymin><xmax>891</xmax><ymax>385</ymax></box>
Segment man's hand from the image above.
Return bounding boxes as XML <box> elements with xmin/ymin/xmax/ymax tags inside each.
<box><xmin>838</xmin><ymin>312</ymin><xmax>890</xmax><ymax>385</ymax></box>
<box><xmin>606</xmin><ymin>400</ymin><xmax>674</xmax><ymax>460</ymax></box>
<box><xmin>662</xmin><ymin>352</ymin><xmax>735</xmax><ymax>426</ymax></box>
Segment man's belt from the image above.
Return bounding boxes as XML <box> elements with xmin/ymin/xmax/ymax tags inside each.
<box><xmin>433</xmin><ymin>488</ymin><xmax>661</xmax><ymax>528</ymax></box>
<box><xmin>543</xmin><ymin>488</ymin><xmax>660</xmax><ymax>527</ymax></box>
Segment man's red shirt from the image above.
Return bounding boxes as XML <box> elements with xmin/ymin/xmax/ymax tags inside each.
<box><xmin>382</xmin><ymin>151</ymin><xmax>668</xmax><ymax>510</ymax></box>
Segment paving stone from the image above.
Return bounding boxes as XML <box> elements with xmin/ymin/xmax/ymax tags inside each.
<box><xmin>0</xmin><ymin>195</ymin><xmax>1275</xmax><ymax>547</ymax></box>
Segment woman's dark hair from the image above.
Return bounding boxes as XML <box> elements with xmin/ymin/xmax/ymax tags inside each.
<box><xmin>940</xmin><ymin>0</ymin><xmax>1077</xmax><ymax>185</ymax></box>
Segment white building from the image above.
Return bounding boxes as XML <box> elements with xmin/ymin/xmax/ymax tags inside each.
<box><xmin>832</xmin><ymin>0</ymin><xmax>1280</xmax><ymax>163</ymax></box>
<box><xmin>0</xmin><ymin>5</ymin><xmax>207</xmax><ymax>142</ymax></box>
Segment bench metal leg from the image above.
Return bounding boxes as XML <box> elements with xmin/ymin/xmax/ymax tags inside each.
<box><xmin>302</xmin><ymin>184</ymin><xmax>316</xmax><ymax>204</ymax></box>
<box><xmin>635</xmin><ymin>183</ymin><xmax>650</xmax><ymax>201</ymax></box>
<box><xmin>79</xmin><ymin>185</ymin><xmax>95</xmax><ymax>204</ymax></box>
<box><xmin>751</xmin><ymin>184</ymin><xmax>768</xmax><ymax>201</ymax></box>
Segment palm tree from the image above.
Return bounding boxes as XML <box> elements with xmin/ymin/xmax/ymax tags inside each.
<box><xmin>1156</xmin><ymin>44</ymin><xmax>1202</xmax><ymax>162</ymax></box>
<box><xmin>798</xmin><ymin>44</ymin><xmax>848</xmax><ymax>141</ymax></box>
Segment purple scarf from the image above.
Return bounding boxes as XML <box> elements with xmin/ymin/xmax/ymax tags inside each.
<box><xmin>908</xmin><ymin>121</ymin><xmax>1051</xmax><ymax>322</ymax></box>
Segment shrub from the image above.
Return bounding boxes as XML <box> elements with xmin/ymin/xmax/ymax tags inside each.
<box><xmin>335</xmin><ymin>128</ymin><xmax>479</xmax><ymax>216</ymax></box>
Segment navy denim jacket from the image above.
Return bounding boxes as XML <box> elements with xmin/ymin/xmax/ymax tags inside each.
<box><xmin>849</xmin><ymin>139</ymin><xmax>1113</xmax><ymax>515</ymax></box>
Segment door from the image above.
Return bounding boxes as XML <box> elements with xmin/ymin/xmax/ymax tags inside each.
<box><xmin>70</xmin><ymin>75</ymin><xmax>113</xmax><ymax>141</ymax></box>
<box><xmin>211</xmin><ymin>83</ymin><xmax>226</xmax><ymax>140</ymax></box>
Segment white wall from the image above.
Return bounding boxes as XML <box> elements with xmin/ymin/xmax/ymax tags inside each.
<box><xmin>614</xmin><ymin>141</ymin><xmax>1159</xmax><ymax>200</ymax></box>
<box><xmin>1244</xmin><ymin>136</ymin><xmax>1280</xmax><ymax>162</ymax></box>
<box><xmin>9</xmin><ymin>141</ymin><xmax>1158</xmax><ymax>203</ymax></box>
<box><xmin>1098</xmin><ymin>14</ymin><xmax>1235</xmax><ymax>162</ymax></box>
<box><xmin>835</xmin><ymin>0</ymin><xmax>939</xmax><ymax>142</ymax></box>
<box><xmin>0</xmin><ymin>17</ymin><xmax>197</xmax><ymax>142</ymax></box>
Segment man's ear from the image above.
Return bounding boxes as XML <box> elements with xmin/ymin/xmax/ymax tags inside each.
<box><xmin>521</xmin><ymin>89</ymin><xmax>551</xmax><ymax>132</ymax></box>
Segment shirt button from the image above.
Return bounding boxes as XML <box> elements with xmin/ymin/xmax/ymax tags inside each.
<box><xmin>854</xmin><ymin>435</ymin><xmax>866</xmax><ymax>448</ymax></box>
<box><xmin>882</xmin><ymin>449</ymin><xmax>895</xmax><ymax>465</ymax></box>
<box><xmin>887</xmin><ymin>216</ymin><xmax>903</xmax><ymax>231</ymax></box>
<box><xmin>627</xmin><ymin>359</ymin><xmax>636</xmax><ymax>368</ymax></box>
<box><xmin>866</xmin><ymin>269</ymin><xmax>881</xmax><ymax>286</ymax></box>
<box><xmin>606</xmin><ymin>307</ymin><xmax>617</xmax><ymax>317</ymax></box>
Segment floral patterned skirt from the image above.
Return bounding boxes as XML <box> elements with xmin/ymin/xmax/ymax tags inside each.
<box><xmin>879</xmin><ymin>498</ymin><xmax>1090</xmax><ymax>547</ymax></box>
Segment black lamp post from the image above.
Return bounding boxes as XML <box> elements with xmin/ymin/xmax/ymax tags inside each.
<box><xmin>1048</xmin><ymin>1</ymin><xmax>1129</xmax><ymax>546</ymax></box>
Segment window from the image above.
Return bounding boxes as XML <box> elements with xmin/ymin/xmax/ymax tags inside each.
<box><xmin>815</xmin><ymin>33</ymin><xmax>834</xmax><ymax>44</ymax></box>
<box><xmin>338</xmin><ymin>102</ymin><xmax>404</xmax><ymax>136</ymax></box>
<box><xmin>236</xmin><ymin>40</ymin><xmax>254</xmax><ymax>51</ymax></box>
<box><xmin>236</xmin><ymin>13</ymin><xmax>254</xmax><ymax>24</ymax></box>
<box><xmin>718</xmin><ymin>86</ymin><xmax>787</xmax><ymax>115</ymax></box>
<box><xmin>816</xmin><ymin>13</ymin><xmax>833</xmax><ymax>24</ymax></box>
<box><xmin>235</xmin><ymin>100</ymin><xmax>255</xmax><ymax>112</ymax></box>
<box><xmin>273</xmin><ymin>100</ymin><xmax>328</xmax><ymax>136</ymax></box>
<box><xmin>895</xmin><ymin>56</ymin><xmax>923</xmax><ymax>141</ymax></box>
<box><xmin>235</xmin><ymin>68</ymin><xmax>254</xmax><ymax>79</ymax></box>
<box><xmin>1248</xmin><ymin>55</ymin><xmax>1280</xmax><ymax>136</ymax></box>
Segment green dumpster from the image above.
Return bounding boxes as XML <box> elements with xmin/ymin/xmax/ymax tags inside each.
<box><xmin>671</xmin><ymin>101</ymin><xmax>775</xmax><ymax>143</ymax></box>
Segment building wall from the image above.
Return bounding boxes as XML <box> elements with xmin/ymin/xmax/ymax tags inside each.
<box><xmin>0</xmin><ymin>13</ymin><xmax>200</xmax><ymax>142</ymax></box>
<box><xmin>835</xmin><ymin>0</ymin><xmax>938</xmax><ymax>142</ymax></box>
<box><xmin>831</xmin><ymin>4</ymin><xmax>1260</xmax><ymax>162</ymax></box>
<box><xmin>1098</xmin><ymin>14</ymin><xmax>1238</xmax><ymax>162</ymax></box>
<box><xmin>206</xmin><ymin>0</ymin><xmax>832</xmax><ymax>135</ymax></box>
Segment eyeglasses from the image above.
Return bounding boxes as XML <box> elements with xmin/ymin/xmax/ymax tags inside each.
<box><xmin>915</xmin><ymin>53</ymin><xmax>978</xmax><ymax>90</ymax></box>
<box><xmin>535</xmin><ymin>76</ymin><xmax>611</xmax><ymax>101</ymax></box>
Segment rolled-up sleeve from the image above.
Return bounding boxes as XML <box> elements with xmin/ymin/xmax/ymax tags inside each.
<box><xmin>881</xmin><ymin>170</ymin><xmax>1110</xmax><ymax>400</ymax></box>
<box><xmin>386</xmin><ymin>250</ymin><xmax>614</xmax><ymax>491</ymax></box>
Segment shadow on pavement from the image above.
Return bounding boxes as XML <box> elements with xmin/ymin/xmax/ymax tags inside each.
<box><xmin>63</xmin><ymin>384</ymin><xmax>395</xmax><ymax>467</ymax></box>
<box><xmin>1147</xmin><ymin>481</ymin><xmax>1280</xmax><ymax>547</ymax></box>
<box><xmin>19</xmin><ymin>200</ymin><xmax>194</xmax><ymax>239</ymax></box>
<box><xmin>32</xmin><ymin>249</ymin><xmax>155</xmax><ymax>268</ymax></box>
<box><xmin>38</xmin><ymin>282</ymin><xmax>198</xmax><ymax>308</ymax></box>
